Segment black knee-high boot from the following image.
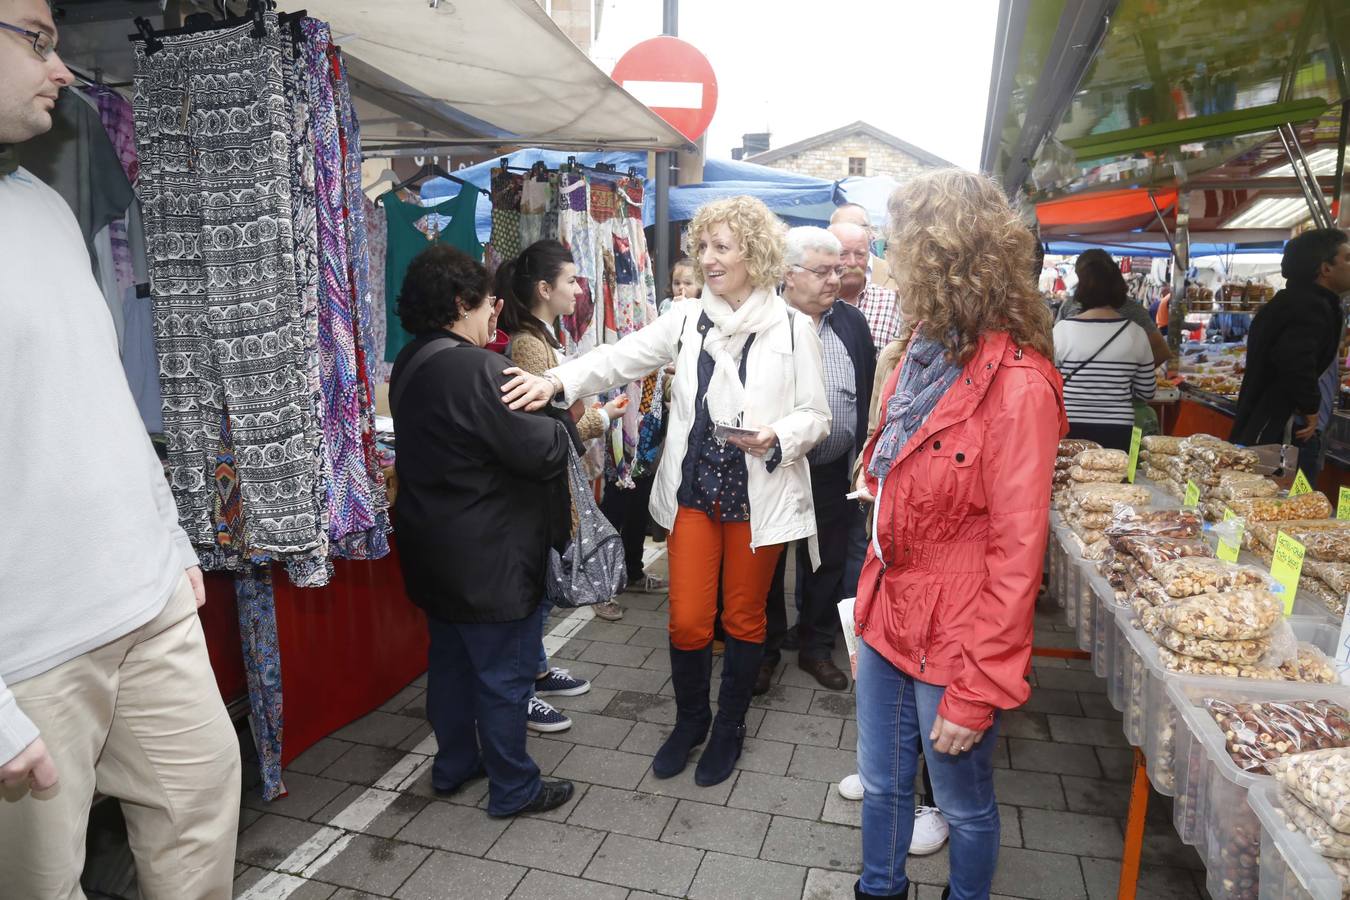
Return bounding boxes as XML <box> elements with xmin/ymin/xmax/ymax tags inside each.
<box><xmin>651</xmin><ymin>641</ymin><xmax>712</xmax><ymax>778</ymax></box>
<box><xmin>854</xmin><ymin>880</ymin><xmax>910</xmax><ymax>899</ymax></box>
<box><xmin>695</xmin><ymin>634</ymin><xmax>762</xmax><ymax>786</ymax></box>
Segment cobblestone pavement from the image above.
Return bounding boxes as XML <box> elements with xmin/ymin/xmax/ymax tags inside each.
<box><xmin>230</xmin><ymin>566</ymin><xmax>1211</xmax><ymax>900</ymax></box>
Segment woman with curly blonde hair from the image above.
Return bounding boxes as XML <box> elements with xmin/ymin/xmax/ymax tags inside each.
<box><xmin>850</xmin><ymin>170</ymin><xmax>1066</xmax><ymax>900</ymax></box>
<box><xmin>501</xmin><ymin>196</ymin><xmax>830</xmax><ymax>787</ymax></box>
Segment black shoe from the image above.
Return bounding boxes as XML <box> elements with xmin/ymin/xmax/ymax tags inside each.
<box><xmin>752</xmin><ymin>661</ymin><xmax>775</xmax><ymax>696</ymax></box>
<box><xmin>432</xmin><ymin>762</ymin><xmax>486</xmax><ymax>797</ymax></box>
<box><xmin>781</xmin><ymin>624</ymin><xmax>799</xmax><ymax>651</ymax></box>
<box><xmin>799</xmin><ymin>656</ymin><xmax>849</xmax><ymax>691</ymax></box>
<box><xmin>854</xmin><ymin>880</ymin><xmax>911</xmax><ymax>899</ymax></box>
<box><xmin>652</xmin><ymin>642</ymin><xmax>712</xmax><ymax>779</ymax></box>
<box><xmin>695</xmin><ymin>635</ymin><xmax>762</xmax><ymax>787</ymax></box>
<box><xmin>493</xmin><ymin>779</ymin><xmax>574</xmax><ymax>817</ymax></box>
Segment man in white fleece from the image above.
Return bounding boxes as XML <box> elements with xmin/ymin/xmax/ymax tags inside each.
<box><xmin>0</xmin><ymin>0</ymin><xmax>241</xmax><ymax>895</ymax></box>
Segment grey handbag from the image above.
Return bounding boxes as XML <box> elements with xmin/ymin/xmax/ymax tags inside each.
<box><xmin>545</xmin><ymin>443</ymin><xmax>628</xmax><ymax>608</ymax></box>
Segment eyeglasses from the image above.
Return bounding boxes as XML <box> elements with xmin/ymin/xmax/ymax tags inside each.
<box><xmin>791</xmin><ymin>264</ymin><xmax>846</xmax><ymax>279</ymax></box>
<box><xmin>0</xmin><ymin>21</ymin><xmax>57</xmax><ymax>61</ymax></box>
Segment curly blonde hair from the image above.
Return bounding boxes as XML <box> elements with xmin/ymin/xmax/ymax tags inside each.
<box><xmin>886</xmin><ymin>169</ymin><xmax>1053</xmax><ymax>365</ymax></box>
<box><xmin>684</xmin><ymin>196</ymin><xmax>787</xmax><ymax>290</ymax></box>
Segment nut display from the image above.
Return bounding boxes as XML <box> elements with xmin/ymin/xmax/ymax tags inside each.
<box><xmin>1069</xmin><ymin>483</ymin><xmax>1152</xmax><ymax>512</ymax></box>
<box><xmin>1142</xmin><ymin>465</ymin><xmax>1172</xmax><ymax>483</ymax></box>
<box><xmin>1156</xmin><ymin>646</ymin><xmax>1282</xmax><ymax>679</ymax></box>
<box><xmin>1157</xmin><ymin>589</ymin><xmax>1282</xmax><ymax>640</ymax></box>
<box><xmin>1074</xmin><ymin>448</ymin><xmax>1129</xmax><ymax>472</ymax></box>
<box><xmin>1112</xmin><ymin>535</ymin><xmax>1214</xmax><ymax>574</ymax></box>
<box><xmin>1153</xmin><ymin>624</ymin><xmax>1270</xmax><ymax>664</ymax></box>
<box><xmin>1104</xmin><ymin>507</ymin><xmax>1203</xmax><ymax>539</ymax></box>
<box><xmin>1142</xmin><ymin>435</ymin><xmax>1185</xmax><ymax>455</ymax></box>
<box><xmin>1206</xmin><ymin>699</ymin><xmax>1350</xmax><ymax>773</ymax></box>
<box><xmin>1278</xmin><ymin>787</ymin><xmax>1350</xmax><ymax>858</ymax></box>
<box><xmin>1149</xmin><ymin>558</ymin><xmax>1268</xmax><ymax>598</ymax></box>
<box><xmin>1272</xmin><ymin>747</ymin><xmax>1350</xmax><ymax>834</ymax></box>
<box><xmin>1069</xmin><ymin>465</ymin><xmax>1126</xmax><ymax>484</ymax></box>
<box><xmin>1057</xmin><ymin>439</ymin><xmax>1103</xmax><ymax>458</ymax></box>
<box><xmin>1228</xmin><ymin>492</ymin><xmax>1335</xmax><ymax>523</ymax></box>
<box><xmin>1278</xmin><ymin>645</ymin><xmax>1340</xmax><ymax>685</ymax></box>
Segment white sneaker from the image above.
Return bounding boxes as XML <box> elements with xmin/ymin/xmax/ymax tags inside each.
<box><xmin>837</xmin><ymin>773</ymin><xmax>864</xmax><ymax>800</ymax></box>
<box><xmin>910</xmin><ymin>806</ymin><xmax>949</xmax><ymax>855</ymax></box>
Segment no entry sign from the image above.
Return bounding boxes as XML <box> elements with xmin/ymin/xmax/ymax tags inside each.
<box><xmin>612</xmin><ymin>36</ymin><xmax>718</xmax><ymax>143</ymax></box>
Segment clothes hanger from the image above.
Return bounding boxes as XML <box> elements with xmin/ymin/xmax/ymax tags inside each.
<box><xmin>364</xmin><ymin>167</ymin><xmax>399</xmax><ymax>195</ymax></box>
<box><xmin>377</xmin><ymin>163</ymin><xmax>488</xmax><ymax>205</ymax></box>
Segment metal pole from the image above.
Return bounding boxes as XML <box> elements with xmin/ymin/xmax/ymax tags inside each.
<box><xmin>1167</xmin><ymin>189</ymin><xmax>1190</xmax><ymax>367</ymax></box>
<box><xmin>653</xmin><ymin>0</ymin><xmax>678</xmax><ymax>299</ymax></box>
<box><xmin>1335</xmin><ymin>101</ymin><xmax>1349</xmax><ymax>227</ymax></box>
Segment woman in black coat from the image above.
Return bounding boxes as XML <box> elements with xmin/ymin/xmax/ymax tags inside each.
<box><xmin>390</xmin><ymin>244</ymin><xmax>576</xmax><ymax>817</ymax></box>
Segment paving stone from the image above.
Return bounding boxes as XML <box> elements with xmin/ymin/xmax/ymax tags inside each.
<box><xmin>551</xmin><ymin>638</ymin><xmax>590</xmax><ymax>660</ymax></box>
<box><xmin>808</xmin><ymin>691</ymin><xmax>856</xmax><ymax>720</ymax></box>
<box><xmin>548</xmin><ymin>686</ymin><xmax>621</xmax><ymax>714</ymax></box>
<box><xmin>990</xmin><ymin>736</ymin><xmax>1011</xmax><ymax>769</ymax></box>
<box><xmin>396</xmin><ymin>799</ymin><xmax>509</xmax><ymax>855</ymax></box>
<box><xmin>729</xmin><ymin>737</ymin><xmax>796</xmax><ymax>777</ymax></box>
<box><xmin>1096</xmin><ymin>747</ymin><xmax>1136</xmax><ymax>782</ymax></box>
<box><xmin>547</xmin><ymin>659</ymin><xmax>605</xmax><ymax>681</ymax></box>
<box><xmin>989</xmin><ymin>846</ymin><xmax>1087</xmax><ymax>899</ymax></box>
<box><xmin>637</xmin><ymin>764</ymin><xmax>738</xmax><ymax>805</ymax></box>
<box><xmin>393</xmin><ymin>850</ymin><xmax>524</xmax><ymax>900</ymax></box>
<box><xmin>1032</xmin><ymin>667</ymin><xmax>1108</xmax><ymax>694</ymax></box>
<box><xmin>1080</xmin><ymin>857</ymin><xmax>1204</xmax><ymax>900</ymax></box>
<box><xmin>662</xmin><ymin>798</ymin><xmax>771</xmax><ymax>857</ymax></box>
<box><xmin>1008</xmin><ymin>738</ymin><xmax>1101</xmax><ymax>778</ymax></box>
<box><xmin>614</xmin><ymin>607</ymin><xmax>668</xmax><ymax>629</ymax></box>
<box><xmin>756</xmin><ymin>710</ymin><xmax>843</xmax><ymax>748</ymax></box>
<box><xmin>321</xmin><ymin>744</ymin><xmax>409</xmax><ymax>787</ymax></box>
<box><xmin>485</xmin><ymin>817</ymin><xmax>606</xmax><ymax>876</ymax></box>
<box><xmin>1061</xmin><ymin>774</ymin><xmax>1133</xmax><ymax>818</ymax></box>
<box><xmin>411</xmin><ymin>672</ymin><xmax>428</xmax><ymax>688</ymax></box>
<box><xmin>627</xmin><ymin>625</ymin><xmax>671</xmax><ymax>648</ymax></box>
<box><xmin>1077</xmin><ymin>691</ymin><xmax>1122</xmax><ymax>720</ymax></box>
<box><xmin>1021</xmin><ymin>808</ymin><xmax>1124</xmax><ymax>859</ymax></box>
<box><xmin>1000</xmin><ymin>803</ymin><xmax>1021</xmax><ymax>847</ymax></box>
<box><xmin>535</xmin><ymin>711</ymin><xmax>633</xmax><ymax>749</ymax></box>
<box><xmin>803</xmin><ymin>867</ymin><xmax>860</xmax><ymax>900</ymax></box>
<box><xmin>591</xmin><ymin>664</ymin><xmax>670</xmax><ymax>695</ymax></box>
<box><xmin>749</xmin><ymin>683</ymin><xmax>816</xmax><ymax>714</ymax></box>
<box><xmin>579</xmin><ymin>641</ymin><xmax>652</xmax><ymax>668</ymax></box>
<box><xmin>603</xmin><ymin>690</ymin><xmax>677</xmax><ymax>724</ymax></box>
<box><xmin>311</xmin><ymin>834</ymin><xmax>430</xmax><ymax>896</ymax></box>
<box><xmin>328</xmin><ymin>890</ymin><xmax>386</xmax><ymax>900</ymax></box>
<box><xmin>288</xmin><ymin>738</ymin><xmax>356</xmax><ymax>776</ymax></box>
<box><xmin>1021</xmin><ymin>688</ymin><xmax>1084</xmax><ymax>716</ymax></box>
<box><xmin>566</xmin><ymin>784</ymin><xmax>676</xmax><ymax>839</ymax></box>
<box><xmin>1001</xmin><ymin>709</ymin><xmax>1052</xmax><ymax>741</ymax></box>
<box><xmin>396</xmin><ymin>724</ymin><xmax>433</xmax><ymax>753</ymax></box>
<box><xmin>787</xmin><ymin>744</ymin><xmax>857</xmax><ymax>783</ymax></box>
<box><xmin>506</xmin><ymin>869</ymin><xmax>629</xmax><ymax>900</ymax></box>
<box><xmin>552</xmin><ymin>745</ymin><xmax>652</xmax><ymax>790</ymax></box>
<box><xmin>330</xmin><ymin>711</ymin><xmax>425</xmax><ymax>749</ymax></box>
<box><xmin>1139</xmin><ymin>823</ymin><xmax>1207</xmax><ymax>871</ymax></box>
<box><xmin>243</xmin><ymin>773</ymin><xmax>351</xmax><ymax>821</ymax></box>
<box><xmin>640</xmin><ymin>650</ymin><xmax>673</xmax><ymax>672</ymax></box>
<box><xmin>688</xmin><ymin>850</ymin><xmax>807</xmax><ymax>900</ymax></box>
<box><xmin>820</xmin><ymin>789</ymin><xmax>861</xmax><ymax>827</ymax></box>
<box><xmin>312</xmin><ymin>786</ymin><xmax>430</xmax><ymax>838</ymax></box>
<box><xmin>992</xmin><ymin>768</ymin><xmax>1066</xmax><ymax>810</ymax></box>
<box><xmin>576</xmin><ymin>621</ymin><xmax>640</xmax><ymax>644</ymax></box>
<box><xmin>616</xmin><ymin>591</ymin><xmax>667</xmax><ymax>611</ymax></box>
<box><xmin>378</xmin><ymin>686</ymin><xmax>423</xmax><ymax>715</ymax></box>
<box><xmin>583</xmin><ymin>832</ymin><xmax>704</xmax><ymax>894</ymax></box>
<box><xmin>403</xmin><ymin>765</ymin><xmax>489</xmax><ymax>807</ymax></box>
<box><xmin>238</xmin><ymin>806</ymin><xmax>263</xmax><ymax>833</ymax></box>
<box><xmin>617</xmin><ymin>721</ymin><xmax>672</xmax><ymax>756</ymax></box>
<box><xmin>523</xmin><ymin>736</ymin><xmax>573</xmax><ymax>776</ymax></box>
<box><xmin>839</xmin><ymin>719</ymin><xmax>858</xmax><ymax>752</ymax></box>
<box><xmin>760</xmin><ymin>817</ymin><xmax>862</xmax><ymax>871</ymax></box>
<box><xmin>1048</xmin><ymin>715</ymin><xmax>1129</xmax><ymax>748</ymax></box>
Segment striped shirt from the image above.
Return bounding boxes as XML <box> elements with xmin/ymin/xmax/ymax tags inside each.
<box><xmin>808</xmin><ymin>307</ymin><xmax>857</xmax><ymax>465</ymax></box>
<box><xmin>1052</xmin><ymin>317</ymin><xmax>1157</xmax><ymax>427</ymax></box>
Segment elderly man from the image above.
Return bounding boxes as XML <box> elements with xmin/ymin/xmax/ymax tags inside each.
<box><xmin>758</xmin><ymin>227</ymin><xmax>876</xmax><ymax>692</ymax></box>
<box><xmin>830</xmin><ymin>202</ymin><xmax>899</xmax><ymax>293</ymax></box>
<box><xmin>0</xmin><ymin>0</ymin><xmax>241</xmax><ymax>895</ymax></box>
<box><xmin>830</xmin><ymin>221</ymin><xmax>903</xmax><ymax>351</ymax></box>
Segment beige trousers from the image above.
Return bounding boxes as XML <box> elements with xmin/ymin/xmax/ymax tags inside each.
<box><xmin>0</xmin><ymin>575</ymin><xmax>242</xmax><ymax>899</ymax></box>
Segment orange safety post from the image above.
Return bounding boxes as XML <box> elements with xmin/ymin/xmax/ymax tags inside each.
<box><xmin>1117</xmin><ymin>747</ymin><xmax>1150</xmax><ymax>899</ymax></box>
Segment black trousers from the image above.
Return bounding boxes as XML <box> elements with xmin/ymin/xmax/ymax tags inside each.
<box><xmin>765</xmin><ymin>456</ymin><xmax>854</xmax><ymax>664</ymax></box>
<box><xmin>600</xmin><ymin>473</ymin><xmax>656</xmax><ymax>581</ymax></box>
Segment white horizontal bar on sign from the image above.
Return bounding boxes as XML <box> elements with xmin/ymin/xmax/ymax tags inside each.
<box><xmin>622</xmin><ymin>80</ymin><xmax>704</xmax><ymax>110</ymax></box>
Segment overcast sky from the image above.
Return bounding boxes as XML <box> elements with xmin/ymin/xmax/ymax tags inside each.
<box><xmin>589</xmin><ymin>0</ymin><xmax>1000</xmax><ymax>170</ymax></box>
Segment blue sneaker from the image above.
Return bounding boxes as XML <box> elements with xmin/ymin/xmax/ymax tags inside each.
<box><xmin>534</xmin><ymin>667</ymin><xmax>591</xmax><ymax>698</ymax></box>
<box><xmin>527</xmin><ymin>697</ymin><xmax>572</xmax><ymax>733</ymax></box>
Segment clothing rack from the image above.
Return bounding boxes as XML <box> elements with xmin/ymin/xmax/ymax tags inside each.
<box><xmin>498</xmin><ymin>157</ymin><xmax>638</xmax><ymax>180</ymax></box>
<box><xmin>128</xmin><ymin>0</ymin><xmax>274</xmax><ymax>54</ymax></box>
<box><xmin>378</xmin><ymin>162</ymin><xmax>489</xmax><ymax>203</ymax></box>
<box><xmin>67</xmin><ymin>66</ymin><xmax>132</xmax><ymax>89</ymax></box>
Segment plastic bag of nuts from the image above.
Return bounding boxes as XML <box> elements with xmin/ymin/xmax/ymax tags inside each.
<box><xmin>1277</xmin><ymin>645</ymin><xmax>1341</xmax><ymax>685</ymax></box>
<box><xmin>1157</xmin><ymin>589</ymin><xmax>1282</xmax><ymax>640</ymax></box>
<box><xmin>1149</xmin><ymin>557</ymin><xmax>1269</xmax><ymax>598</ymax></box>
<box><xmin>1271</xmin><ymin>747</ymin><xmax>1350</xmax><ymax>834</ymax></box>
<box><xmin>1228</xmin><ymin>492</ymin><xmax>1334</xmax><ymax>523</ymax></box>
<box><xmin>1069</xmin><ymin>483</ymin><xmax>1151</xmax><ymax>513</ymax></box>
<box><xmin>1069</xmin><ymin>465</ymin><xmax>1125</xmax><ymax>484</ymax></box>
<box><xmin>1112</xmin><ymin>535</ymin><xmax>1213</xmax><ymax>573</ymax></box>
<box><xmin>1057</xmin><ymin>439</ymin><xmax>1102</xmax><ymax>459</ymax></box>
<box><xmin>1206</xmin><ymin>699</ymin><xmax>1350</xmax><ymax>773</ymax></box>
<box><xmin>1277</xmin><ymin>787</ymin><xmax>1350</xmax><ymax>858</ymax></box>
<box><xmin>1153</xmin><ymin>624</ymin><xmax>1271</xmax><ymax>665</ymax></box>
<box><xmin>1142</xmin><ymin>435</ymin><xmax>1184</xmax><ymax>455</ymax></box>
<box><xmin>1156</xmin><ymin>646</ymin><xmax>1283</xmax><ymax>679</ymax></box>
<box><xmin>1074</xmin><ymin>448</ymin><xmax>1129</xmax><ymax>472</ymax></box>
<box><xmin>1104</xmin><ymin>505</ymin><xmax>1203</xmax><ymax>539</ymax></box>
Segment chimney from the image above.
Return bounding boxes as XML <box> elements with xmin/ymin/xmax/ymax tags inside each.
<box><xmin>741</xmin><ymin>132</ymin><xmax>771</xmax><ymax>156</ymax></box>
<box><xmin>732</xmin><ymin>148</ymin><xmax>745</xmax><ymax>161</ymax></box>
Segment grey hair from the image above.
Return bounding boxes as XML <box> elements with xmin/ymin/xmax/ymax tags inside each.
<box><xmin>829</xmin><ymin>202</ymin><xmax>872</xmax><ymax>227</ymax></box>
<box><xmin>784</xmin><ymin>226</ymin><xmax>842</xmax><ymax>268</ymax></box>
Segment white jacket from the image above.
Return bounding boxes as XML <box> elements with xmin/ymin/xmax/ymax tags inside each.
<box><xmin>549</xmin><ymin>293</ymin><xmax>831</xmax><ymax>561</ymax></box>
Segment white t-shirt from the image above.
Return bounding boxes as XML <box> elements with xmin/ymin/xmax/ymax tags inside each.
<box><xmin>1052</xmin><ymin>316</ymin><xmax>1157</xmax><ymax>427</ymax></box>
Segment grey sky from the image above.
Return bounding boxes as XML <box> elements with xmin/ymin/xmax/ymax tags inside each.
<box><xmin>590</xmin><ymin>0</ymin><xmax>1000</xmax><ymax>170</ymax></box>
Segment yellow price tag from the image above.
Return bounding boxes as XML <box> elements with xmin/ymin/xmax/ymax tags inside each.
<box><xmin>1127</xmin><ymin>427</ymin><xmax>1142</xmax><ymax>484</ymax></box>
<box><xmin>1338</xmin><ymin>486</ymin><xmax>1350</xmax><ymax>520</ymax></box>
<box><xmin>1217</xmin><ymin>508</ymin><xmax>1243</xmax><ymax>563</ymax></box>
<box><xmin>1183</xmin><ymin>480</ymin><xmax>1200</xmax><ymax>508</ymax></box>
<box><xmin>1270</xmin><ymin>531</ymin><xmax>1306</xmax><ymax>615</ymax></box>
<box><xmin>1289</xmin><ymin>469</ymin><xmax>1313</xmax><ymax>497</ymax></box>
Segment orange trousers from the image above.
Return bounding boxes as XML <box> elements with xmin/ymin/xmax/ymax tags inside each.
<box><xmin>666</xmin><ymin>506</ymin><xmax>786</xmax><ymax>650</ymax></box>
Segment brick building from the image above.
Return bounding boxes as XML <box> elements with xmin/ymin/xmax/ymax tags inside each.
<box><xmin>743</xmin><ymin>120</ymin><xmax>953</xmax><ymax>181</ymax></box>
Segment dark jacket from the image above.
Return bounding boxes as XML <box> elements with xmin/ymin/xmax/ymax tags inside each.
<box><xmin>1230</xmin><ymin>282</ymin><xmax>1343</xmax><ymax>445</ymax></box>
<box><xmin>827</xmin><ymin>299</ymin><xmax>878</xmax><ymax>459</ymax></box>
<box><xmin>391</xmin><ymin>334</ymin><xmax>572</xmax><ymax>623</ymax></box>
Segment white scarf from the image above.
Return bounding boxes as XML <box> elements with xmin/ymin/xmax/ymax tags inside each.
<box><xmin>701</xmin><ymin>286</ymin><xmax>782</xmax><ymax>426</ymax></box>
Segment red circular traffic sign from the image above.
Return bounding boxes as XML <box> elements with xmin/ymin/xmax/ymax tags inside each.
<box><xmin>611</xmin><ymin>36</ymin><xmax>718</xmax><ymax>143</ymax></box>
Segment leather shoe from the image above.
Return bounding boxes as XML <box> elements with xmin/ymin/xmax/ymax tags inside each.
<box><xmin>799</xmin><ymin>656</ymin><xmax>849</xmax><ymax>691</ymax></box>
<box><xmin>753</xmin><ymin>662</ymin><xmax>774</xmax><ymax>696</ymax></box>
<box><xmin>781</xmin><ymin>624</ymin><xmax>799</xmax><ymax>650</ymax></box>
<box><xmin>493</xmin><ymin>779</ymin><xmax>575</xmax><ymax>817</ymax></box>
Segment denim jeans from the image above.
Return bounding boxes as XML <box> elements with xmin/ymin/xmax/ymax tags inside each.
<box><xmin>425</xmin><ymin>610</ymin><xmax>543</xmax><ymax>816</ymax></box>
<box><xmin>856</xmin><ymin>638</ymin><xmax>1002</xmax><ymax>898</ymax></box>
<box><xmin>843</xmin><ymin>505</ymin><xmax>867</xmax><ymax>602</ymax></box>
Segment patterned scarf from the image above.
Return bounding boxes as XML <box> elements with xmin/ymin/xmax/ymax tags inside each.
<box><xmin>0</xmin><ymin>144</ymin><xmax>17</xmax><ymax>177</ymax></box>
<box><xmin>868</xmin><ymin>333</ymin><xmax>962</xmax><ymax>480</ymax></box>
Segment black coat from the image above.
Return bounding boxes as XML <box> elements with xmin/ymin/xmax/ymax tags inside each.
<box><xmin>1230</xmin><ymin>282</ymin><xmax>1342</xmax><ymax>446</ymax></box>
<box><xmin>391</xmin><ymin>334</ymin><xmax>572</xmax><ymax>623</ymax></box>
<box><xmin>828</xmin><ymin>300</ymin><xmax>878</xmax><ymax>459</ymax></box>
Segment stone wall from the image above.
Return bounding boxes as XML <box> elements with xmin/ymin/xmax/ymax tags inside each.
<box><xmin>538</xmin><ymin>0</ymin><xmax>593</xmax><ymax>53</ymax></box>
<box><xmin>754</xmin><ymin>134</ymin><xmax>937</xmax><ymax>181</ymax></box>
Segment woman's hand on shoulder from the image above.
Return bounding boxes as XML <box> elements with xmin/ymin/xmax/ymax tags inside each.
<box><xmin>501</xmin><ymin>367</ymin><xmax>558</xmax><ymax>411</ymax></box>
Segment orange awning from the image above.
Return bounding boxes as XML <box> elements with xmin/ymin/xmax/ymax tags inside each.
<box><xmin>1036</xmin><ymin>187</ymin><xmax>1178</xmax><ymax>228</ymax></box>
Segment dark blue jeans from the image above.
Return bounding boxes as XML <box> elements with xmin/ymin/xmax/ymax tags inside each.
<box><xmin>425</xmin><ymin>610</ymin><xmax>543</xmax><ymax>816</ymax></box>
<box><xmin>856</xmin><ymin>639</ymin><xmax>1002</xmax><ymax>898</ymax></box>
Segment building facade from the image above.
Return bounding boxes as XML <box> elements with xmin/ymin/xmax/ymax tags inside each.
<box><xmin>538</xmin><ymin>0</ymin><xmax>602</xmax><ymax>55</ymax></box>
<box><xmin>743</xmin><ymin>121</ymin><xmax>953</xmax><ymax>181</ymax></box>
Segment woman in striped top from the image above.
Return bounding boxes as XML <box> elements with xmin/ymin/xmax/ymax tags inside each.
<box><xmin>1052</xmin><ymin>250</ymin><xmax>1157</xmax><ymax>451</ymax></box>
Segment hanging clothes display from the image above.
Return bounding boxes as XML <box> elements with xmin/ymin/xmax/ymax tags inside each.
<box><xmin>363</xmin><ymin>196</ymin><xmax>393</xmax><ymax>384</ymax></box>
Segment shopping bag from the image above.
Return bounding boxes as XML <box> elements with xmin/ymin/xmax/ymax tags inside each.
<box><xmin>545</xmin><ymin>443</ymin><xmax>628</xmax><ymax>608</ymax></box>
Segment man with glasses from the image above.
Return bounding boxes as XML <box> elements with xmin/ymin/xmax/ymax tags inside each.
<box><xmin>830</xmin><ymin>221</ymin><xmax>903</xmax><ymax>351</ymax></box>
<box><xmin>0</xmin><ymin>1</ymin><xmax>242</xmax><ymax>896</ymax></box>
<box><xmin>759</xmin><ymin>227</ymin><xmax>876</xmax><ymax>693</ymax></box>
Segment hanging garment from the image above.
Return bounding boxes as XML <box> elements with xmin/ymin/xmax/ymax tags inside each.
<box><xmin>519</xmin><ymin>174</ymin><xmax>553</xmax><ymax>248</ymax></box>
<box><xmin>489</xmin><ymin>168</ymin><xmax>523</xmax><ymax>262</ymax></box>
<box><xmin>234</xmin><ymin>564</ymin><xmax>285</xmax><ymax>800</ymax></box>
<box><xmin>120</xmin><ymin>287</ymin><xmax>164</xmax><ymax>432</ymax></box>
<box><xmin>557</xmin><ymin>171</ymin><xmax>598</xmax><ymax>350</ymax></box>
<box><xmin>381</xmin><ymin>189</ymin><xmax>483</xmax><ymax>362</ymax></box>
<box><xmin>363</xmin><ymin>197</ymin><xmax>392</xmax><ymax>383</ymax></box>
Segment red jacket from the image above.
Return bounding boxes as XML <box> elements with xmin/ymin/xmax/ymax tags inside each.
<box><xmin>856</xmin><ymin>331</ymin><xmax>1068</xmax><ymax>731</ymax></box>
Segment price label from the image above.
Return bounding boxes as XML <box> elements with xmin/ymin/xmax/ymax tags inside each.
<box><xmin>1217</xmin><ymin>508</ymin><xmax>1243</xmax><ymax>563</ymax></box>
<box><xmin>1338</xmin><ymin>486</ymin><xmax>1350</xmax><ymax>520</ymax></box>
<box><xmin>1183</xmin><ymin>480</ymin><xmax>1201</xmax><ymax>508</ymax></box>
<box><xmin>1289</xmin><ymin>469</ymin><xmax>1313</xmax><ymax>497</ymax></box>
<box><xmin>1270</xmin><ymin>531</ymin><xmax>1307</xmax><ymax>615</ymax></box>
<box><xmin>1127</xmin><ymin>427</ymin><xmax>1142</xmax><ymax>484</ymax></box>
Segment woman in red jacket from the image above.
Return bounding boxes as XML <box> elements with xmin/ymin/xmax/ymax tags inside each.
<box><xmin>852</xmin><ymin>171</ymin><xmax>1066</xmax><ymax>900</ymax></box>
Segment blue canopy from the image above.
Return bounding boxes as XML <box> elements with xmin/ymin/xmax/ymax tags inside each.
<box><xmin>1045</xmin><ymin>240</ymin><xmax>1286</xmax><ymax>258</ymax></box>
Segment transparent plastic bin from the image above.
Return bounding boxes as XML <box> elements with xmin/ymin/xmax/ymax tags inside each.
<box><xmin>1076</xmin><ymin>565</ymin><xmax>1096</xmax><ymax>652</ymax></box>
<box><xmin>1089</xmin><ymin>570</ymin><xmax>1118</xmax><ymax>679</ymax></box>
<box><xmin>1062</xmin><ymin>533</ymin><xmax>1082</xmax><ymax>628</ymax></box>
<box><xmin>1108</xmin><ymin>602</ymin><xmax>1136</xmax><ymax>715</ymax></box>
<box><xmin>1249</xmin><ymin>780</ymin><xmax>1345</xmax><ymax>900</ymax></box>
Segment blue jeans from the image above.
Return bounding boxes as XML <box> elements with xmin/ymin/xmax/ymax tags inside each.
<box><xmin>856</xmin><ymin>639</ymin><xmax>1002</xmax><ymax>898</ymax></box>
<box><xmin>425</xmin><ymin>610</ymin><xmax>543</xmax><ymax>816</ymax></box>
<box><xmin>843</xmin><ymin>508</ymin><xmax>867</xmax><ymax>601</ymax></box>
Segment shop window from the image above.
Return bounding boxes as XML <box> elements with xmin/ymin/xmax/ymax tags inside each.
<box><xmin>848</xmin><ymin>157</ymin><xmax>867</xmax><ymax>176</ymax></box>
